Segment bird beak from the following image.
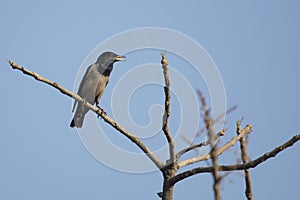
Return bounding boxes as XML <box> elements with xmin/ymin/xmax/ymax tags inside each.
<box><xmin>115</xmin><ymin>55</ymin><xmax>126</xmax><ymax>62</ymax></box>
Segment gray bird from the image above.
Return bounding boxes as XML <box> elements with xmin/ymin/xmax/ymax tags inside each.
<box><xmin>70</xmin><ymin>52</ymin><xmax>125</xmax><ymax>128</ymax></box>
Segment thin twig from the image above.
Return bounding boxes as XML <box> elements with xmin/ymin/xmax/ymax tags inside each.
<box><xmin>161</xmin><ymin>51</ymin><xmax>175</xmax><ymax>164</ymax></box>
<box><xmin>237</xmin><ymin>119</ymin><xmax>253</xmax><ymax>200</ymax></box>
<box><xmin>170</xmin><ymin>134</ymin><xmax>300</xmax><ymax>185</ymax></box>
<box><xmin>198</xmin><ymin>90</ymin><xmax>221</xmax><ymax>199</ymax></box>
<box><xmin>212</xmin><ymin>105</ymin><xmax>238</xmax><ymax>126</ymax></box>
<box><xmin>178</xmin><ymin>124</ymin><xmax>252</xmax><ymax>168</ymax></box>
<box><xmin>197</xmin><ymin>105</ymin><xmax>237</xmax><ymax>137</ymax></box>
<box><xmin>8</xmin><ymin>60</ymin><xmax>164</xmax><ymax>170</ymax></box>
<box><xmin>197</xmin><ymin>90</ymin><xmax>210</xmax><ymax>130</ymax></box>
<box><xmin>176</xmin><ymin>129</ymin><xmax>226</xmax><ymax>160</ymax></box>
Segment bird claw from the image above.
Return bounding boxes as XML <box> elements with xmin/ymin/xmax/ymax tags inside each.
<box><xmin>96</xmin><ymin>102</ymin><xmax>100</xmax><ymax>108</ymax></box>
<box><xmin>96</xmin><ymin>102</ymin><xmax>106</xmax><ymax>118</ymax></box>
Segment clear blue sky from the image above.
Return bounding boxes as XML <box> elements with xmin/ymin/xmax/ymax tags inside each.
<box><xmin>1</xmin><ymin>0</ymin><xmax>299</xmax><ymax>199</ymax></box>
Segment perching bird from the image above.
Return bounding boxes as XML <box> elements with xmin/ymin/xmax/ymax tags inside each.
<box><xmin>70</xmin><ymin>52</ymin><xmax>125</xmax><ymax>128</ymax></box>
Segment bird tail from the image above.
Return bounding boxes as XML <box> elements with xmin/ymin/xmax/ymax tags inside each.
<box><xmin>70</xmin><ymin>104</ymin><xmax>88</xmax><ymax>128</ymax></box>
<box><xmin>70</xmin><ymin>113</ymin><xmax>85</xmax><ymax>128</ymax></box>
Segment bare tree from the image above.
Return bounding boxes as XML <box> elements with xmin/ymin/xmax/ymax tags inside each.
<box><xmin>7</xmin><ymin>52</ymin><xmax>300</xmax><ymax>200</ymax></box>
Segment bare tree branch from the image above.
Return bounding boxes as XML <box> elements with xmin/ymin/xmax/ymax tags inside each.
<box><xmin>237</xmin><ymin>119</ymin><xmax>253</xmax><ymax>200</ymax></box>
<box><xmin>7</xmin><ymin>60</ymin><xmax>164</xmax><ymax>170</ymax></box>
<box><xmin>197</xmin><ymin>90</ymin><xmax>210</xmax><ymax>130</ymax></box>
<box><xmin>198</xmin><ymin>89</ymin><xmax>222</xmax><ymax>200</ymax></box>
<box><xmin>170</xmin><ymin>134</ymin><xmax>300</xmax><ymax>185</ymax></box>
<box><xmin>209</xmin><ymin>128</ymin><xmax>221</xmax><ymax>200</ymax></box>
<box><xmin>176</xmin><ymin>129</ymin><xmax>226</xmax><ymax>160</ymax></box>
<box><xmin>178</xmin><ymin>124</ymin><xmax>252</xmax><ymax>168</ymax></box>
<box><xmin>161</xmin><ymin>52</ymin><xmax>175</xmax><ymax>164</ymax></box>
<box><xmin>176</xmin><ymin>90</ymin><xmax>227</xmax><ymax>160</ymax></box>
<box><xmin>8</xmin><ymin>58</ymin><xmax>300</xmax><ymax>200</ymax></box>
<box><xmin>196</xmin><ymin>105</ymin><xmax>237</xmax><ymax>138</ymax></box>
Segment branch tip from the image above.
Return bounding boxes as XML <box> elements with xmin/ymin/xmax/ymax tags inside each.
<box><xmin>161</xmin><ymin>50</ymin><xmax>168</xmax><ymax>66</ymax></box>
<box><xmin>244</xmin><ymin>124</ymin><xmax>252</xmax><ymax>133</ymax></box>
<box><xmin>219</xmin><ymin>128</ymin><xmax>227</xmax><ymax>136</ymax></box>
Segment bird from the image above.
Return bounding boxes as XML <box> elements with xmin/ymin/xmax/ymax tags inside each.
<box><xmin>70</xmin><ymin>51</ymin><xmax>125</xmax><ymax>128</ymax></box>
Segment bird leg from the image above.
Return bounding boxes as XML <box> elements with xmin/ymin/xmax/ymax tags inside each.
<box><xmin>95</xmin><ymin>102</ymin><xmax>103</xmax><ymax>118</ymax></box>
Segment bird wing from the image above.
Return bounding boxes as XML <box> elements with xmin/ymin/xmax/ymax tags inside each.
<box><xmin>72</xmin><ymin>64</ymin><xmax>100</xmax><ymax>112</ymax></box>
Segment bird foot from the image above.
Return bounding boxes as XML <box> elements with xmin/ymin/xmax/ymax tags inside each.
<box><xmin>97</xmin><ymin>108</ymin><xmax>107</xmax><ymax>118</ymax></box>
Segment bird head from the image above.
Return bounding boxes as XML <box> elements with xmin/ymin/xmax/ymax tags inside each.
<box><xmin>97</xmin><ymin>52</ymin><xmax>126</xmax><ymax>66</ymax></box>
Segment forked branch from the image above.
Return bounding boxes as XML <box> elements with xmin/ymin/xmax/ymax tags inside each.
<box><xmin>237</xmin><ymin>119</ymin><xmax>253</xmax><ymax>200</ymax></box>
<box><xmin>161</xmin><ymin>52</ymin><xmax>175</xmax><ymax>164</ymax></box>
<box><xmin>170</xmin><ymin>134</ymin><xmax>300</xmax><ymax>185</ymax></box>
<box><xmin>176</xmin><ymin>129</ymin><xmax>226</xmax><ymax>160</ymax></box>
<box><xmin>178</xmin><ymin>124</ymin><xmax>252</xmax><ymax>168</ymax></box>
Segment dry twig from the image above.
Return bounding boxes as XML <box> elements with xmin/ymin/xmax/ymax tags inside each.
<box><xmin>198</xmin><ymin>89</ymin><xmax>221</xmax><ymax>200</ymax></box>
<box><xmin>237</xmin><ymin>119</ymin><xmax>253</xmax><ymax>200</ymax></box>
<box><xmin>170</xmin><ymin>134</ymin><xmax>300</xmax><ymax>185</ymax></box>
<box><xmin>178</xmin><ymin>124</ymin><xmax>252</xmax><ymax>168</ymax></box>
<box><xmin>161</xmin><ymin>51</ymin><xmax>175</xmax><ymax>164</ymax></box>
<box><xmin>176</xmin><ymin>129</ymin><xmax>226</xmax><ymax>159</ymax></box>
<box><xmin>209</xmin><ymin>128</ymin><xmax>221</xmax><ymax>200</ymax></box>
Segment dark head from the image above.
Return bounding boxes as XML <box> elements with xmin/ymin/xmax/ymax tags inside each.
<box><xmin>96</xmin><ymin>52</ymin><xmax>125</xmax><ymax>66</ymax></box>
<box><xmin>96</xmin><ymin>52</ymin><xmax>125</xmax><ymax>76</ymax></box>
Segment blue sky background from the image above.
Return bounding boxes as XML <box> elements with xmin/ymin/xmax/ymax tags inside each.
<box><xmin>1</xmin><ymin>0</ymin><xmax>300</xmax><ymax>199</ymax></box>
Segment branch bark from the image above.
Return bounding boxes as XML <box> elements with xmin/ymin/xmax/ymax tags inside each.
<box><xmin>8</xmin><ymin>60</ymin><xmax>164</xmax><ymax>170</ymax></box>
<box><xmin>237</xmin><ymin>119</ymin><xmax>253</xmax><ymax>200</ymax></box>
<box><xmin>170</xmin><ymin>134</ymin><xmax>300</xmax><ymax>185</ymax></box>
<box><xmin>159</xmin><ymin>52</ymin><xmax>178</xmax><ymax>200</ymax></box>
<box><xmin>161</xmin><ymin>52</ymin><xmax>175</xmax><ymax>164</ymax></box>
<box><xmin>209</xmin><ymin>128</ymin><xmax>221</xmax><ymax>200</ymax></box>
<box><xmin>198</xmin><ymin>89</ymin><xmax>222</xmax><ymax>200</ymax></box>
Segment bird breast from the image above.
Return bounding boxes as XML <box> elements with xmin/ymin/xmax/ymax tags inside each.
<box><xmin>95</xmin><ymin>74</ymin><xmax>110</xmax><ymax>101</ymax></box>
